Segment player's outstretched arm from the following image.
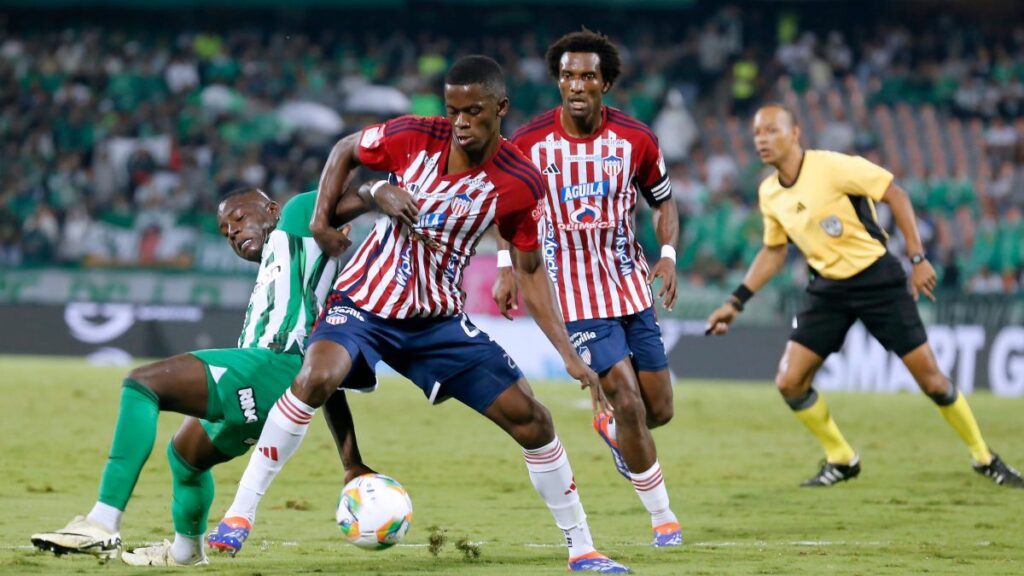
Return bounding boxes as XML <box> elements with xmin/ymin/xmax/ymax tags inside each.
<box><xmin>514</xmin><ymin>248</ymin><xmax>608</xmax><ymax>413</ymax></box>
<box><xmin>323</xmin><ymin>390</ymin><xmax>376</xmax><ymax>484</ymax></box>
<box><xmin>492</xmin><ymin>235</ymin><xmax>519</xmax><ymax>320</ymax></box>
<box><xmin>880</xmin><ymin>183</ymin><xmax>937</xmax><ymax>302</ymax></box>
<box><xmin>648</xmin><ymin>198</ymin><xmax>680</xmax><ymax>311</ymax></box>
<box><xmin>313</xmin><ymin>132</ymin><xmax>363</xmax><ymax>256</ymax></box>
<box><xmin>705</xmin><ymin>243</ymin><xmax>787</xmax><ymax>335</ymax></box>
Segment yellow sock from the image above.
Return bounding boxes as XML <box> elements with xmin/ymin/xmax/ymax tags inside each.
<box><xmin>937</xmin><ymin>393</ymin><xmax>991</xmax><ymax>464</ymax></box>
<box><xmin>789</xmin><ymin>391</ymin><xmax>856</xmax><ymax>465</ymax></box>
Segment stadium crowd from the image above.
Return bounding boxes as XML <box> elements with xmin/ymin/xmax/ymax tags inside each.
<box><xmin>2</xmin><ymin>6</ymin><xmax>1023</xmax><ymax>294</ymax></box>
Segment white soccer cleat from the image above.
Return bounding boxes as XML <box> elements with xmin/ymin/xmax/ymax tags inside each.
<box><xmin>122</xmin><ymin>540</ymin><xmax>209</xmax><ymax>566</ymax></box>
<box><xmin>30</xmin><ymin>515</ymin><xmax>121</xmax><ymax>560</ymax></box>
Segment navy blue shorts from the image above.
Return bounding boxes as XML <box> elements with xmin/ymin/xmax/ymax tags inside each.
<box><xmin>309</xmin><ymin>293</ymin><xmax>523</xmax><ymax>414</ymax></box>
<box><xmin>565</xmin><ymin>307</ymin><xmax>669</xmax><ymax>376</ymax></box>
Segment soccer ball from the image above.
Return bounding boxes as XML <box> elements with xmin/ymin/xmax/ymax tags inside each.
<box><xmin>336</xmin><ymin>473</ymin><xmax>413</xmax><ymax>550</ymax></box>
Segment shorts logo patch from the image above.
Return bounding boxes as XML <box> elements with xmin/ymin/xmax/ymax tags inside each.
<box><xmin>325</xmin><ymin>305</ymin><xmax>364</xmax><ymax>325</ymax></box>
<box><xmin>820</xmin><ymin>215</ymin><xmax>843</xmax><ymax>237</ymax></box>
<box><xmin>237</xmin><ymin>387</ymin><xmax>258</xmax><ymax>424</ymax></box>
<box><xmin>571</xmin><ymin>330</ymin><xmax>597</xmax><ymax>348</ymax></box>
<box><xmin>579</xmin><ymin>346</ymin><xmax>592</xmax><ymax>366</ymax></box>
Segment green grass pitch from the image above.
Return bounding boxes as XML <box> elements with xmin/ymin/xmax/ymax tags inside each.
<box><xmin>0</xmin><ymin>355</ymin><xmax>1021</xmax><ymax>575</ymax></box>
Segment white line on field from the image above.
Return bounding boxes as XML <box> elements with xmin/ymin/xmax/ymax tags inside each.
<box><xmin>5</xmin><ymin>539</ymin><xmax>991</xmax><ymax>552</ymax></box>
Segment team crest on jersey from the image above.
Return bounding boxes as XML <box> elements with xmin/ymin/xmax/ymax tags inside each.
<box><xmin>820</xmin><ymin>215</ymin><xmax>843</xmax><ymax>237</ymax></box>
<box><xmin>450</xmin><ymin>193</ymin><xmax>472</xmax><ymax>217</ymax></box>
<box><xmin>602</xmin><ymin>155</ymin><xmax>623</xmax><ymax>177</ymax></box>
<box><xmin>570</xmin><ymin>204</ymin><xmax>602</xmax><ymax>224</ymax></box>
<box><xmin>542</xmin><ymin>163</ymin><xmax>561</xmax><ymax>175</ymax></box>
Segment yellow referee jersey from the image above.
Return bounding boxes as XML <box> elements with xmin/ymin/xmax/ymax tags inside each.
<box><xmin>759</xmin><ymin>150</ymin><xmax>894</xmax><ymax>280</ymax></box>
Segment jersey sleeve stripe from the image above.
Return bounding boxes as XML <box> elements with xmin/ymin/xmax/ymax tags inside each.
<box><xmin>607</xmin><ymin>109</ymin><xmax>657</xmax><ymax>141</ymax></box>
<box><xmin>499</xmin><ymin>147</ymin><xmax>546</xmax><ymax>189</ymax></box>
<box><xmin>389</xmin><ymin>126</ymin><xmax>449</xmax><ymax>141</ymax></box>
<box><xmin>494</xmin><ymin>152</ymin><xmax>544</xmax><ymax>200</ymax></box>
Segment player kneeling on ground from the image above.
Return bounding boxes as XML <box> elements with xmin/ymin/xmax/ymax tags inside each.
<box><xmin>31</xmin><ymin>188</ymin><xmax>374</xmax><ymax>565</ymax></box>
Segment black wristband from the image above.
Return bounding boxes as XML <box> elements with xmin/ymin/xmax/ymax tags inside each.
<box><xmin>732</xmin><ymin>284</ymin><xmax>754</xmax><ymax>305</ymax></box>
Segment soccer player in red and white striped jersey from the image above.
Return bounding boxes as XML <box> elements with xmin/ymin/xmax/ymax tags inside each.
<box><xmin>495</xmin><ymin>30</ymin><xmax>683</xmax><ymax>547</ymax></box>
<box><xmin>216</xmin><ymin>56</ymin><xmax>630</xmax><ymax>573</ymax></box>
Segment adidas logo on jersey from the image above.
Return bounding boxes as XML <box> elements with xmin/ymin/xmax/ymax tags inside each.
<box><xmin>796</xmin><ymin>202</ymin><xmax>806</xmax><ymax>213</ymax></box>
<box><xmin>542</xmin><ymin>163</ymin><xmax>560</xmax><ymax>175</ymax></box>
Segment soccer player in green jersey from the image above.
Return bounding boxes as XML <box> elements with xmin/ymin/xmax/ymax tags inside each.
<box><xmin>30</xmin><ymin>187</ymin><xmax>372</xmax><ymax>565</ymax></box>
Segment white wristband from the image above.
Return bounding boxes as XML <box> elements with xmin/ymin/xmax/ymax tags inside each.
<box><xmin>661</xmin><ymin>245</ymin><xmax>676</xmax><ymax>263</ymax></box>
<box><xmin>369</xmin><ymin>180</ymin><xmax>388</xmax><ymax>199</ymax></box>
<box><xmin>497</xmin><ymin>249</ymin><xmax>513</xmax><ymax>268</ymax></box>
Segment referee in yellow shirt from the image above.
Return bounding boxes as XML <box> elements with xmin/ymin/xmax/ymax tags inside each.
<box><xmin>706</xmin><ymin>104</ymin><xmax>1023</xmax><ymax>488</ymax></box>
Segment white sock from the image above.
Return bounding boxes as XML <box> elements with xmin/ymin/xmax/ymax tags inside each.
<box><xmin>87</xmin><ymin>501</ymin><xmax>122</xmax><ymax>533</ymax></box>
<box><xmin>630</xmin><ymin>460</ymin><xmax>677</xmax><ymax>528</ymax></box>
<box><xmin>170</xmin><ymin>532</ymin><xmax>203</xmax><ymax>563</ymax></box>
<box><xmin>523</xmin><ymin>437</ymin><xmax>595</xmax><ymax>558</ymax></box>
<box><xmin>224</xmin><ymin>389</ymin><xmax>315</xmax><ymax>523</ymax></box>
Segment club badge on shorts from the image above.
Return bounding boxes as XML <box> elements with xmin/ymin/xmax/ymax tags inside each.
<box><xmin>580</xmin><ymin>346</ymin><xmax>592</xmax><ymax>366</ymax></box>
<box><xmin>820</xmin><ymin>215</ymin><xmax>843</xmax><ymax>237</ymax></box>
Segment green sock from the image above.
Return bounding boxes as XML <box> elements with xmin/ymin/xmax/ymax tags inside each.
<box><xmin>167</xmin><ymin>442</ymin><xmax>214</xmax><ymax>538</ymax></box>
<box><xmin>97</xmin><ymin>379</ymin><xmax>160</xmax><ymax>510</ymax></box>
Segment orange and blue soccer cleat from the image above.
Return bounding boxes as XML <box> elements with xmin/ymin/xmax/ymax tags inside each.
<box><xmin>652</xmin><ymin>521</ymin><xmax>683</xmax><ymax>547</ymax></box>
<box><xmin>593</xmin><ymin>412</ymin><xmax>629</xmax><ymax>479</ymax></box>
<box><xmin>207</xmin><ymin>516</ymin><xmax>251</xmax><ymax>557</ymax></box>
<box><xmin>568</xmin><ymin>551</ymin><xmax>632</xmax><ymax>573</ymax></box>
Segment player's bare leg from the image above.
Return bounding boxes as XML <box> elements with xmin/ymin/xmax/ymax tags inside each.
<box><xmin>598</xmin><ymin>359</ymin><xmax>656</xmax><ymax>473</ymax></box>
<box><xmin>595</xmin><ymin>359</ymin><xmax>680</xmax><ymax>545</ymax></box>
<box><xmin>212</xmin><ymin>341</ymin><xmax>354</xmax><ymax>554</ymax></box>
<box><xmin>485</xmin><ymin>378</ymin><xmax>630</xmax><ymax>573</ymax></box>
<box><xmin>636</xmin><ymin>368</ymin><xmax>674</xmax><ymax>429</ymax></box>
<box><xmin>776</xmin><ymin>341</ymin><xmax>859</xmax><ymax>486</ymax></box>
<box><xmin>128</xmin><ymin>355</ymin><xmax>212</xmax><ymax>416</ymax></box>
<box><xmin>901</xmin><ymin>343</ymin><xmax>1022</xmax><ymax>487</ymax></box>
<box><xmin>124</xmin><ymin>418</ymin><xmax>230</xmax><ymax>566</ymax></box>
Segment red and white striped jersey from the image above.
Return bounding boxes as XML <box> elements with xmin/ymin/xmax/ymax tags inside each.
<box><xmin>335</xmin><ymin>115</ymin><xmax>544</xmax><ymax>319</ymax></box>
<box><xmin>512</xmin><ymin>107</ymin><xmax>672</xmax><ymax>322</ymax></box>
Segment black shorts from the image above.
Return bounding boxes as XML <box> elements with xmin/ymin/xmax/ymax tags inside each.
<box><xmin>791</xmin><ymin>253</ymin><xmax>928</xmax><ymax>359</ymax></box>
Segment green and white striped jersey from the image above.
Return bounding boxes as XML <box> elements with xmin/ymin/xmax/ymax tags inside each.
<box><xmin>238</xmin><ymin>191</ymin><xmax>339</xmax><ymax>355</ymax></box>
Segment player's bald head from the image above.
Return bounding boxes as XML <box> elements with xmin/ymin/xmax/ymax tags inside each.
<box><xmin>755</xmin><ymin>104</ymin><xmax>799</xmax><ymax>130</ymax></box>
<box><xmin>220</xmin><ymin>185</ymin><xmax>272</xmax><ymax>208</ymax></box>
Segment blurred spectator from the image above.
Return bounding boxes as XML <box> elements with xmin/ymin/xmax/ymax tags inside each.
<box><xmin>0</xmin><ymin>9</ymin><xmax>1021</xmax><ymax>294</ymax></box>
<box><xmin>653</xmin><ymin>89</ymin><xmax>698</xmax><ymax>163</ymax></box>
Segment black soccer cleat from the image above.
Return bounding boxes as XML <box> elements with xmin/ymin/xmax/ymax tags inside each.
<box><xmin>973</xmin><ymin>453</ymin><xmax>1024</xmax><ymax>488</ymax></box>
<box><xmin>800</xmin><ymin>455</ymin><xmax>861</xmax><ymax>487</ymax></box>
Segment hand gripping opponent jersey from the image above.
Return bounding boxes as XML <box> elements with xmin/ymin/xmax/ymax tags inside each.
<box><xmin>334</xmin><ymin>115</ymin><xmax>544</xmax><ymax>319</ymax></box>
<box><xmin>512</xmin><ymin>107</ymin><xmax>672</xmax><ymax>322</ymax></box>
